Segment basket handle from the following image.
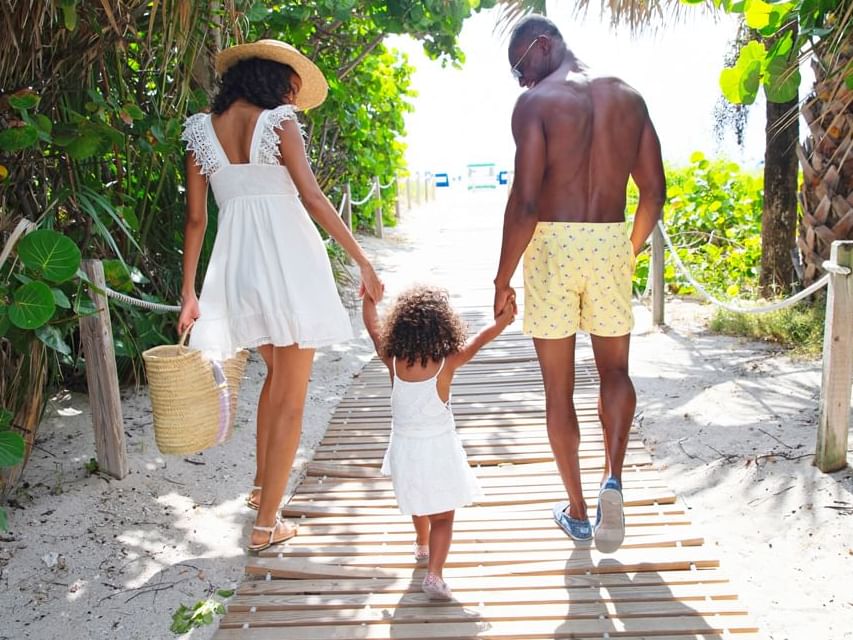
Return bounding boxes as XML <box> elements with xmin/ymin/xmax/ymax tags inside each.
<box><xmin>178</xmin><ymin>321</ymin><xmax>195</xmax><ymax>348</ymax></box>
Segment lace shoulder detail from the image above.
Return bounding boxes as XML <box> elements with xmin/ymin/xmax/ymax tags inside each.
<box><xmin>180</xmin><ymin>113</ymin><xmax>221</xmax><ymax>177</ymax></box>
<box><xmin>257</xmin><ymin>105</ymin><xmax>302</xmax><ymax>165</ymax></box>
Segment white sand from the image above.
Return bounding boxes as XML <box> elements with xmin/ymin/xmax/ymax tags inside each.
<box><xmin>1</xmin><ymin>191</ymin><xmax>851</xmax><ymax>639</ymax></box>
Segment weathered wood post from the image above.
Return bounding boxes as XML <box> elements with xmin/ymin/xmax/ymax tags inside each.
<box><xmin>652</xmin><ymin>223</ymin><xmax>665</xmax><ymax>326</ymax></box>
<box><xmin>415</xmin><ymin>171</ymin><xmax>421</xmax><ymax>205</ymax></box>
<box><xmin>373</xmin><ymin>176</ymin><xmax>384</xmax><ymax>239</ymax></box>
<box><xmin>394</xmin><ymin>177</ymin><xmax>401</xmax><ymax>221</ymax></box>
<box><xmin>815</xmin><ymin>240</ymin><xmax>853</xmax><ymax>473</ymax></box>
<box><xmin>406</xmin><ymin>176</ymin><xmax>413</xmax><ymax>210</ymax></box>
<box><xmin>343</xmin><ymin>183</ymin><xmax>353</xmax><ymax>230</ymax></box>
<box><xmin>79</xmin><ymin>260</ymin><xmax>128</xmax><ymax>480</ymax></box>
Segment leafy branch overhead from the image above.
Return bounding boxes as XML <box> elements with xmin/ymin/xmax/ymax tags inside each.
<box><xmin>681</xmin><ymin>0</ymin><xmax>851</xmax><ymax>104</ymax></box>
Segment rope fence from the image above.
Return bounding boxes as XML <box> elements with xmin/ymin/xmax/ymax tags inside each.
<box><xmin>655</xmin><ymin>220</ymin><xmax>832</xmax><ymax>314</ymax></box>
<box><xmin>349</xmin><ymin>183</ymin><xmax>377</xmax><ymax>207</ymax></box>
<box><xmin>103</xmin><ymin>287</ymin><xmax>180</xmax><ymax>313</ymax></box>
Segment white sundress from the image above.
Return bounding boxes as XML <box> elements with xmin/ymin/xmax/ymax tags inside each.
<box><xmin>380</xmin><ymin>358</ymin><xmax>483</xmax><ymax>516</ymax></box>
<box><xmin>180</xmin><ymin>105</ymin><xmax>352</xmax><ymax>360</ymax></box>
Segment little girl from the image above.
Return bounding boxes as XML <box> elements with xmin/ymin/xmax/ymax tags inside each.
<box><xmin>362</xmin><ymin>285</ymin><xmax>515</xmax><ymax>600</ymax></box>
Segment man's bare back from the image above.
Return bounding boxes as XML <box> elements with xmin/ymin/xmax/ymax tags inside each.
<box><xmin>518</xmin><ymin>68</ymin><xmax>650</xmax><ymax>223</ymax></box>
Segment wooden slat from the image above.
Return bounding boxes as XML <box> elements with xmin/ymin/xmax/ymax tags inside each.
<box><xmin>228</xmin><ymin>582</ymin><xmax>739</xmax><ymax>611</ymax></box>
<box><xmin>214</xmin><ymin>615</ymin><xmax>761</xmax><ymax>639</ymax></box>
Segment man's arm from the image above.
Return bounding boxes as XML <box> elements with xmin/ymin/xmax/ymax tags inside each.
<box><xmin>629</xmin><ymin>111</ymin><xmax>666</xmax><ymax>255</ymax></box>
<box><xmin>493</xmin><ymin>94</ymin><xmax>546</xmax><ymax>316</ymax></box>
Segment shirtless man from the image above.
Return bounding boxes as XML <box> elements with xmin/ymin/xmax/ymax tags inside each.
<box><xmin>493</xmin><ymin>16</ymin><xmax>666</xmax><ymax>553</ymax></box>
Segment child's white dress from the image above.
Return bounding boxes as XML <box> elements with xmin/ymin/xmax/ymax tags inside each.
<box><xmin>381</xmin><ymin>358</ymin><xmax>483</xmax><ymax>516</ymax></box>
<box><xmin>180</xmin><ymin>105</ymin><xmax>352</xmax><ymax>360</ymax></box>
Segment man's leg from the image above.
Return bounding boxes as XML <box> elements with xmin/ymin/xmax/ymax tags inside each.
<box><xmin>533</xmin><ymin>336</ymin><xmax>586</xmax><ymax>521</ymax></box>
<box><xmin>590</xmin><ymin>333</ymin><xmax>634</xmax><ymax>553</ymax></box>
<box><xmin>589</xmin><ymin>334</ymin><xmax>635</xmax><ymax>482</ymax></box>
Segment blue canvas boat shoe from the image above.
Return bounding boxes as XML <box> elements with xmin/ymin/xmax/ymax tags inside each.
<box><xmin>552</xmin><ymin>501</ymin><xmax>592</xmax><ymax>541</ymax></box>
<box><xmin>594</xmin><ymin>476</ymin><xmax>625</xmax><ymax>553</ymax></box>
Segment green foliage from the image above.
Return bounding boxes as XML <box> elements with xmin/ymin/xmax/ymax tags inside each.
<box><xmin>83</xmin><ymin>457</ymin><xmax>99</xmax><ymax>475</ymax></box>
<box><xmin>17</xmin><ymin>230</ymin><xmax>81</xmax><ymax>283</ymax></box>
<box><xmin>688</xmin><ymin>0</ymin><xmax>848</xmax><ymax>104</ymax></box>
<box><xmin>170</xmin><ymin>589</ymin><xmax>234</xmax><ymax>634</ymax></box>
<box><xmin>710</xmin><ymin>302</ymin><xmax>825</xmax><ymax>356</ymax></box>
<box><xmin>0</xmin><ymin>408</ymin><xmax>24</xmax><ymax>531</ymax></box>
<box><xmin>629</xmin><ymin>152</ymin><xmax>763</xmax><ymax>298</ymax></box>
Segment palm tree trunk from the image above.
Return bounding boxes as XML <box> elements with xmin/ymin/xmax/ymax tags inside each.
<box><xmin>797</xmin><ymin>40</ymin><xmax>853</xmax><ymax>284</ymax></box>
<box><xmin>760</xmin><ymin>95</ymin><xmax>799</xmax><ymax>296</ymax></box>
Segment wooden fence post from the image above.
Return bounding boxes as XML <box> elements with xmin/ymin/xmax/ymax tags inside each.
<box><xmin>80</xmin><ymin>259</ymin><xmax>128</xmax><ymax>480</ymax></box>
<box><xmin>652</xmin><ymin>224</ymin><xmax>665</xmax><ymax>326</ymax></box>
<box><xmin>406</xmin><ymin>176</ymin><xmax>413</xmax><ymax>210</ymax></box>
<box><xmin>343</xmin><ymin>182</ymin><xmax>353</xmax><ymax>230</ymax></box>
<box><xmin>815</xmin><ymin>240</ymin><xmax>853</xmax><ymax>473</ymax></box>
<box><xmin>394</xmin><ymin>177</ymin><xmax>401</xmax><ymax>221</ymax></box>
<box><xmin>373</xmin><ymin>176</ymin><xmax>384</xmax><ymax>239</ymax></box>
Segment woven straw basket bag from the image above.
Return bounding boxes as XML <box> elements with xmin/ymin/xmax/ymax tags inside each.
<box><xmin>142</xmin><ymin>328</ymin><xmax>249</xmax><ymax>455</ymax></box>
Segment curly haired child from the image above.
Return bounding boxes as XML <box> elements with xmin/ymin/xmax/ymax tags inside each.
<box><xmin>362</xmin><ymin>285</ymin><xmax>515</xmax><ymax>599</ymax></box>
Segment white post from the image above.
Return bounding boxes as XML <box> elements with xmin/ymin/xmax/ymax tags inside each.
<box><xmin>652</xmin><ymin>224</ymin><xmax>665</xmax><ymax>326</ymax></box>
<box><xmin>343</xmin><ymin>183</ymin><xmax>352</xmax><ymax>230</ymax></box>
<box><xmin>815</xmin><ymin>240</ymin><xmax>853</xmax><ymax>473</ymax></box>
<box><xmin>373</xmin><ymin>176</ymin><xmax>383</xmax><ymax>239</ymax></box>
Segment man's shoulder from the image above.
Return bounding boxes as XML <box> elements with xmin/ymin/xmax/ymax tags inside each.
<box><xmin>586</xmin><ymin>74</ymin><xmax>640</xmax><ymax>97</ymax></box>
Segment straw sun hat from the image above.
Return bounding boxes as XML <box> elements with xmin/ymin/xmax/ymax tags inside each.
<box><xmin>215</xmin><ymin>39</ymin><xmax>328</xmax><ymax>111</ymax></box>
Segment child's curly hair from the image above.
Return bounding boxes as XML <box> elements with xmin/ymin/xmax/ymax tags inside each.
<box><xmin>380</xmin><ymin>286</ymin><xmax>466</xmax><ymax>367</ymax></box>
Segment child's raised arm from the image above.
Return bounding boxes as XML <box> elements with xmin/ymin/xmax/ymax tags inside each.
<box><xmin>361</xmin><ymin>290</ymin><xmax>383</xmax><ymax>356</ymax></box>
<box><xmin>449</xmin><ymin>296</ymin><xmax>516</xmax><ymax>369</ymax></box>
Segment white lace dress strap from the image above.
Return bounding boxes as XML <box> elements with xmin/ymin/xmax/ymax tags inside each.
<box><xmin>181</xmin><ymin>113</ymin><xmax>224</xmax><ymax>177</ymax></box>
<box><xmin>252</xmin><ymin>104</ymin><xmax>300</xmax><ymax>165</ymax></box>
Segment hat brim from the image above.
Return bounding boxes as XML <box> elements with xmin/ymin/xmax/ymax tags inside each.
<box><xmin>215</xmin><ymin>40</ymin><xmax>328</xmax><ymax>111</ymax></box>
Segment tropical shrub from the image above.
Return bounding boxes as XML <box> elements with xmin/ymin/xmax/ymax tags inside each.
<box><xmin>630</xmin><ymin>152</ymin><xmax>764</xmax><ymax>298</ymax></box>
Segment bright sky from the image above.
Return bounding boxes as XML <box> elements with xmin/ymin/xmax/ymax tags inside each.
<box><xmin>386</xmin><ymin>2</ymin><xmax>808</xmax><ymax>177</ymax></box>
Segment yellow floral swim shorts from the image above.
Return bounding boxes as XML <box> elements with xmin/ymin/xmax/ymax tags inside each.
<box><xmin>523</xmin><ymin>222</ymin><xmax>635</xmax><ymax>338</ymax></box>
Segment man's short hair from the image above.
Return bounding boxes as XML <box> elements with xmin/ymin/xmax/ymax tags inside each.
<box><xmin>508</xmin><ymin>15</ymin><xmax>563</xmax><ymax>50</ymax></box>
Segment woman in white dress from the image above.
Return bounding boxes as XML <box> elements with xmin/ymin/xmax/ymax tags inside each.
<box><xmin>177</xmin><ymin>40</ymin><xmax>383</xmax><ymax>551</ymax></box>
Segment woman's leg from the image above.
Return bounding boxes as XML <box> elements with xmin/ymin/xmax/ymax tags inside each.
<box><xmin>250</xmin><ymin>345</ymin><xmax>275</xmax><ymax>506</ymax></box>
<box><xmin>426</xmin><ymin>510</ymin><xmax>455</xmax><ymax>577</ymax></box>
<box><xmin>250</xmin><ymin>344</ymin><xmax>316</xmax><ymax>547</ymax></box>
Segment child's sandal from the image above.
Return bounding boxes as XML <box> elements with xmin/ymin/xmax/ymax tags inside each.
<box><xmin>246</xmin><ymin>485</ymin><xmax>262</xmax><ymax>510</ymax></box>
<box><xmin>247</xmin><ymin>518</ymin><xmax>297</xmax><ymax>553</ymax></box>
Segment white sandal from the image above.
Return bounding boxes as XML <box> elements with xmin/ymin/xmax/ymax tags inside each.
<box><xmin>246</xmin><ymin>485</ymin><xmax>262</xmax><ymax>510</ymax></box>
<box><xmin>247</xmin><ymin>518</ymin><xmax>297</xmax><ymax>552</ymax></box>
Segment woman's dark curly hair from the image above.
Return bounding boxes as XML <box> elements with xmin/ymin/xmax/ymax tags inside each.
<box><xmin>211</xmin><ymin>57</ymin><xmax>298</xmax><ymax>114</ymax></box>
<box><xmin>379</xmin><ymin>286</ymin><xmax>467</xmax><ymax>367</ymax></box>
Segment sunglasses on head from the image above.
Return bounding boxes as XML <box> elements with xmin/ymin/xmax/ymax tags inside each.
<box><xmin>511</xmin><ymin>36</ymin><xmax>544</xmax><ymax>80</ymax></box>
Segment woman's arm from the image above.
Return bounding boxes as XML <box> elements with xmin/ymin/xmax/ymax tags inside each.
<box><xmin>278</xmin><ymin>119</ymin><xmax>383</xmax><ymax>302</ymax></box>
<box><xmin>177</xmin><ymin>154</ymin><xmax>208</xmax><ymax>335</ymax></box>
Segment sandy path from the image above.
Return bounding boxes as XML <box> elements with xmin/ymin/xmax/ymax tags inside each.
<box><xmin>1</xmin><ymin>190</ymin><xmax>851</xmax><ymax>639</ymax></box>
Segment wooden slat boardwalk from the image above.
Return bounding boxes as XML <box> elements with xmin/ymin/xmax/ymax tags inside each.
<box><xmin>214</xmin><ymin>327</ymin><xmax>763</xmax><ymax>639</ymax></box>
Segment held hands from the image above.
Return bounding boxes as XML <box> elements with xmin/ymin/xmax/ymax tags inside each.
<box><xmin>495</xmin><ymin>291</ymin><xmax>517</xmax><ymax>330</ymax></box>
<box><xmin>177</xmin><ymin>294</ymin><xmax>200</xmax><ymax>336</ymax></box>
<box><xmin>359</xmin><ymin>262</ymin><xmax>384</xmax><ymax>303</ymax></box>
<box><xmin>494</xmin><ymin>284</ymin><xmax>516</xmax><ymax>322</ymax></box>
